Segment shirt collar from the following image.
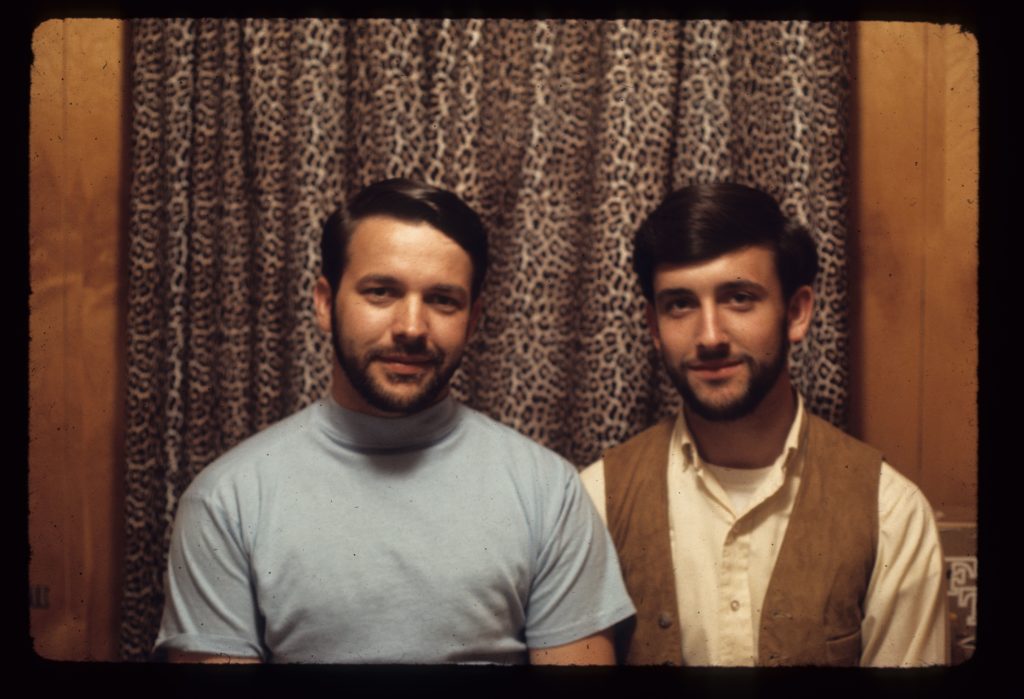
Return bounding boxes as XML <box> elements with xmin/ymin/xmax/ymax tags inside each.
<box><xmin>316</xmin><ymin>393</ymin><xmax>461</xmax><ymax>453</ymax></box>
<box><xmin>675</xmin><ymin>394</ymin><xmax>807</xmax><ymax>473</ymax></box>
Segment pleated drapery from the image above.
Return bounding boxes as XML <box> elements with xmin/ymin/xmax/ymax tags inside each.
<box><xmin>123</xmin><ymin>18</ymin><xmax>852</xmax><ymax>660</ymax></box>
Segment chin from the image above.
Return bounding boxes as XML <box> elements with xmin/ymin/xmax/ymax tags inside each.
<box><xmin>368</xmin><ymin>381</ymin><xmax>445</xmax><ymax>414</ymax></box>
<box><xmin>683</xmin><ymin>389</ymin><xmax>758</xmax><ymax>422</ymax></box>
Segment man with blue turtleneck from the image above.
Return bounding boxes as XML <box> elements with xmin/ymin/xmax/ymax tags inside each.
<box><xmin>154</xmin><ymin>179</ymin><xmax>635</xmax><ymax>664</ymax></box>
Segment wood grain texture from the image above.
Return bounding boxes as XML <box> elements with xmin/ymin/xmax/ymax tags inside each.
<box><xmin>849</xmin><ymin>22</ymin><xmax>928</xmax><ymax>486</ymax></box>
<box><xmin>849</xmin><ymin>22</ymin><xmax>977</xmax><ymax>520</ymax></box>
<box><xmin>919</xmin><ymin>25</ymin><xmax>978</xmax><ymax>521</ymax></box>
<box><xmin>29</xmin><ymin>19</ymin><xmax>126</xmax><ymax>661</ymax></box>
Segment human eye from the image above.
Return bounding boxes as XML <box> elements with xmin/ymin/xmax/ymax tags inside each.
<box><xmin>362</xmin><ymin>286</ymin><xmax>397</xmax><ymax>304</ymax></box>
<box><xmin>661</xmin><ymin>296</ymin><xmax>696</xmax><ymax>316</ymax></box>
<box><xmin>426</xmin><ymin>292</ymin><xmax>464</xmax><ymax>313</ymax></box>
<box><xmin>725</xmin><ymin>290</ymin><xmax>758</xmax><ymax>310</ymax></box>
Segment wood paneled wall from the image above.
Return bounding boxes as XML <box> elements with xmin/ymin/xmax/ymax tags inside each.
<box><xmin>27</xmin><ymin>20</ymin><xmax>978</xmax><ymax>660</ymax></box>
<box><xmin>848</xmin><ymin>22</ymin><xmax>978</xmax><ymax>522</ymax></box>
<box><xmin>29</xmin><ymin>19</ymin><xmax>127</xmax><ymax>660</ymax></box>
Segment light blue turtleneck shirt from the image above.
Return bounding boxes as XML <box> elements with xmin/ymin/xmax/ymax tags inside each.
<box><xmin>155</xmin><ymin>395</ymin><xmax>635</xmax><ymax>663</ymax></box>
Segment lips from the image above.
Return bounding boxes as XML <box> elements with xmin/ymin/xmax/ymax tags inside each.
<box><xmin>686</xmin><ymin>358</ymin><xmax>744</xmax><ymax>380</ymax></box>
<box><xmin>376</xmin><ymin>354</ymin><xmax>439</xmax><ymax>375</ymax></box>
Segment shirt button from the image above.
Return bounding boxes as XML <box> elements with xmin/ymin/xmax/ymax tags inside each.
<box><xmin>730</xmin><ymin>600</ymin><xmax>741</xmax><ymax>611</ymax></box>
<box><xmin>657</xmin><ymin>612</ymin><xmax>673</xmax><ymax>628</ymax></box>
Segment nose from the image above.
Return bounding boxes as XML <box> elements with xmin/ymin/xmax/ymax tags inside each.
<box><xmin>392</xmin><ymin>295</ymin><xmax>428</xmax><ymax>340</ymax></box>
<box><xmin>696</xmin><ymin>304</ymin><xmax>728</xmax><ymax>349</ymax></box>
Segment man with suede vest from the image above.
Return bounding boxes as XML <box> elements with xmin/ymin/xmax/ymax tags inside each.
<box><xmin>580</xmin><ymin>183</ymin><xmax>946</xmax><ymax>667</ymax></box>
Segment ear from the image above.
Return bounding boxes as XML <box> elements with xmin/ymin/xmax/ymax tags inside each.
<box><xmin>786</xmin><ymin>285</ymin><xmax>814</xmax><ymax>344</ymax></box>
<box><xmin>314</xmin><ymin>276</ymin><xmax>335</xmax><ymax>334</ymax></box>
<box><xmin>645</xmin><ymin>301</ymin><xmax>663</xmax><ymax>352</ymax></box>
<box><xmin>467</xmin><ymin>298</ymin><xmax>484</xmax><ymax>338</ymax></box>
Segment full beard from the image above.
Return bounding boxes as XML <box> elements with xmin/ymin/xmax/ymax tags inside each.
<box><xmin>668</xmin><ymin>335</ymin><xmax>790</xmax><ymax>422</ymax></box>
<box><xmin>330</xmin><ymin>305</ymin><xmax>461</xmax><ymax>415</ymax></box>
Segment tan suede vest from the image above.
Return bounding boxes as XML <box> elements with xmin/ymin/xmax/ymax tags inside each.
<box><xmin>604</xmin><ymin>413</ymin><xmax>881</xmax><ymax>666</ymax></box>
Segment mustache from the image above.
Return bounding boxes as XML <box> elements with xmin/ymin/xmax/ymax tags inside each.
<box><xmin>365</xmin><ymin>342</ymin><xmax>444</xmax><ymax>365</ymax></box>
<box><xmin>695</xmin><ymin>343</ymin><xmax>731</xmax><ymax>361</ymax></box>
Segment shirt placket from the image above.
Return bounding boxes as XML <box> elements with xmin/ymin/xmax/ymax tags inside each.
<box><xmin>716</xmin><ymin>513</ymin><xmax>755</xmax><ymax>665</ymax></box>
<box><xmin>673</xmin><ymin>405</ymin><xmax>805</xmax><ymax>666</ymax></box>
<box><xmin>706</xmin><ymin>458</ymin><xmax>793</xmax><ymax>665</ymax></box>
<box><xmin>696</xmin><ymin>471</ymin><xmax>756</xmax><ymax>666</ymax></box>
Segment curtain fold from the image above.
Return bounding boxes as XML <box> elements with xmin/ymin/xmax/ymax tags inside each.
<box><xmin>123</xmin><ymin>18</ymin><xmax>851</xmax><ymax>659</ymax></box>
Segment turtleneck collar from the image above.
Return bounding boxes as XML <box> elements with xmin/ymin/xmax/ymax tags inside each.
<box><xmin>316</xmin><ymin>394</ymin><xmax>461</xmax><ymax>453</ymax></box>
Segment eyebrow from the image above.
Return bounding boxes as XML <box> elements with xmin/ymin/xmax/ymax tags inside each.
<box><xmin>654</xmin><ymin>279</ymin><xmax>769</xmax><ymax>302</ymax></box>
<box><xmin>357</xmin><ymin>274</ymin><xmax>402</xmax><ymax>287</ymax></box>
<box><xmin>654</xmin><ymin>288</ymin><xmax>697</xmax><ymax>303</ymax></box>
<box><xmin>717</xmin><ymin>280</ymin><xmax>768</xmax><ymax>295</ymax></box>
<box><xmin>426</xmin><ymin>284</ymin><xmax>470</xmax><ymax>299</ymax></box>
<box><xmin>356</xmin><ymin>275</ymin><xmax>469</xmax><ymax>299</ymax></box>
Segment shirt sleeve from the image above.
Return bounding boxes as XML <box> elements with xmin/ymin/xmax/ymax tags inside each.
<box><xmin>522</xmin><ymin>459</ymin><xmax>635</xmax><ymax>649</ymax></box>
<box><xmin>860</xmin><ymin>462</ymin><xmax>948</xmax><ymax>666</ymax></box>
<box><xmin>153</xmin><ymin>488</ymin><xmax>266</xmax><ymax>660</ymax></box>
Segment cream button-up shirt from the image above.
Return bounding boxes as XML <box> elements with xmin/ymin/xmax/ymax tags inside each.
<box><xmin>580</xmin><ymin>401</ymin><xmax>947</xmax><ymax>666</ymax></box>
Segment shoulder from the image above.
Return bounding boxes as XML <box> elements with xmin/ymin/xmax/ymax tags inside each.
<box><xmin>184</xmin><ymin>402</ymin><xmax>325</xmax><ymax>501</ymax></box>
<box><xmin>451</xmin><ymin>404</ymin><xmax>586</xmax><ymax>519</ymax></box>
<box><xmin>803</xmin><ymin>414</ymin><xmax>884</xmax><ymax>494</ymax></box>
<box><xmin>805</xmin><ymin>413</ymin><xmax>882</xmax><ymax>460</ymax></box>
<box><xmin>454</xmin><ymin>403</ymin><xmax>575</xmax><ymax>471</ymax></box>
<box><xmin>602</xmin><ymin>416</ymin><xmax>676</xmax><ymax>475</ymax></box>
<box><xmin>878</xmin><ymin>461</ymin><xmax>938</xmax><ymax>522</ymax></box>
<box><xmin>605</xmin><ymin>416</ymin><xmax>675</xmax><ymax>456</ymax></box>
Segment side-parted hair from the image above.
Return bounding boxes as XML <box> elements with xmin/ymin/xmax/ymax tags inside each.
<box><xmin>633</xmin><ymin>182</ymin><xmax>818</xmax><ymax>302</ymax></box>
<box><xmin>321</xmin><ymin>178</ymin><xmax>489</xmax><ymax>301</ymax></box>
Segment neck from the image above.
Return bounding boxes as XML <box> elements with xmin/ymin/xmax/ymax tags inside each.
<box><xmin>684</xmin><ymin>374</ymin><xmax>798</xmax><ymax>469</ymax></box>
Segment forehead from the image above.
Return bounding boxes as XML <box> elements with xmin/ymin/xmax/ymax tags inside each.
<box><xmin>344</xmin><ymin>215</ymin><xmax>473</xmax><ymax>288</ymax></box>
<box><xmin>652</xmin><ymin>245</ymin><xmax>781</xmax><ymax>293</ymax></box>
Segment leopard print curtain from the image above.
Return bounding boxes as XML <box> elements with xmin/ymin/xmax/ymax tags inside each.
<box><xmin>123</xmin><ymin>18</ymin><xmax>852</xmax><ymax>660</ymax></box>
